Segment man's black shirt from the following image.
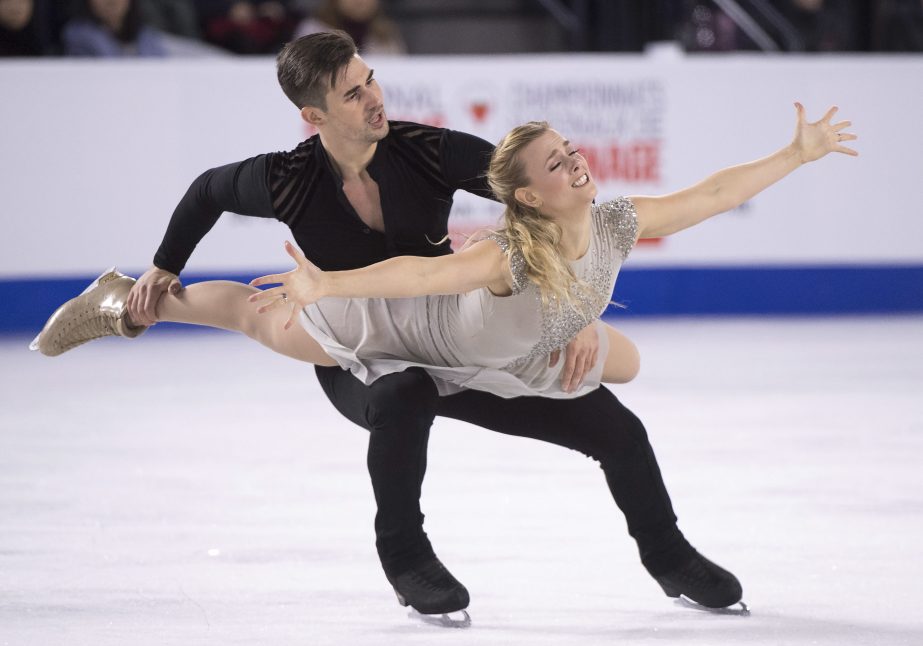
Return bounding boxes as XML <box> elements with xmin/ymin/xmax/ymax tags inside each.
<box><xmin>154</xmin><ymin>121</ymin><xmax>496</xmax><ymax>274</ymax></box>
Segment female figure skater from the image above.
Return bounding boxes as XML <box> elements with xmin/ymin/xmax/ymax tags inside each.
<box><xmin>244</xmin><ymin>105</ymin><xmax>855</xmax><ymax>398</ymax></box>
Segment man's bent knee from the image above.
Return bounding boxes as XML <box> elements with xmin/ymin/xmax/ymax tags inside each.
<box><xmin>367</xmin><ymin>369</ymin><xmax>439</xmax><ymax>428</ymax></box>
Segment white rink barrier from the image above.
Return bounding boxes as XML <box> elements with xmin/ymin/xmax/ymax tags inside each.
<box><xmin>1</xmin><ymin>55</ymin><xmax>921</xmax><ymax>328</ymax></box>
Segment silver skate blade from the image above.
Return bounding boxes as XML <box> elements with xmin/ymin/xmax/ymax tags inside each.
<box><xmin>676</xmin><ymin>596</ymin><xmax>750</xmax><ymax>616</ymax></box>
<box><xmin>408</xmin><ymin>609</ymin><xmax>471</xmax><ymax>628</ymax></box>
<box><xmin>29</xmin><ymin>266</ymin><xmax>119</xmax><ymax>352</ymax></box>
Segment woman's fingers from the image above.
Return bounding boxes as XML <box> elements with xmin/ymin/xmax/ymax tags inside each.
<box><xmin>835</xmin><ymin>144</ymin><xmax>859</xmax><ymax>157</ymax></box>
<box><xmin>284</xmin><ymin>240</ymin><xmax>309</xmax><ymax>266</ymax></box>
<box><xmin>832</xmin><ymin>120</ymin><xmax>852</xmax><ymax>131</ymax></box>
<box><xmin>248</xmin><ymin>285</ymin><xmax>284</xmax><ymax>302</ymax></box>
<box><xmin>253</xmin><ymin>296</ymin><xmax>284</xmax><ymax>314</ymax></box>
<box><xmin>820</xmin><ymin>105</ymin><xmax>838</xmax><ymax>123</ymax></box>
<box><xmin>283</xmin><ymin>305</ymin><xmax>299</xmax><ymax>330</ymax></box>
<box><xmin>250</xmin><ymin>273</ymin><xmax>285</xmax><ymax>287</ymax></box>
<box><xmin>250</xmin><ymin>287</ymin><xmax>295</xmax><ymax>314</ymax></box>
<box><xmin>832</xmin><ymin>125</ymin><xmax>858</xmax><ymax>155</ymax></box>
<box><xmin>548</xmin><ymin>349</ymin><xmax>560</xmax><ymax>368</ymax></box>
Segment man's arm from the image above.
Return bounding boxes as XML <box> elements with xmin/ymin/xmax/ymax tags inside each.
<box><xmin>128</xmin><ymin>155</ymin><xmax>276</xmax><ymax>325</ymax></box>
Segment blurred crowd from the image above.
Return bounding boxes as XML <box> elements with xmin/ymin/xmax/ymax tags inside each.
<box><xmin>678</xmin><ymin>0</ymin><xmax>923</xmax><ymax>52</ymax></box>
<box><xmin>0</xmin><ymin>0</ymin><xmax>405</xmax><ymax>57</ymax></box>
<box><xmin>1</xmin><ymin>0</ymin><xmax>921</xmax><ymax>57</ymax></box>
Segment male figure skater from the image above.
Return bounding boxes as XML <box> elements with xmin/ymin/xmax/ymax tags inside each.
<box><xmin>71</xmin><ymin>32</ymin><xmax>744</xmax><ymax>618</ymax></box>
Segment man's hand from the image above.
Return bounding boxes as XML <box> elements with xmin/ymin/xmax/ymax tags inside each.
<box><xmin>127</xmin><ymin>266</ymin><xmax>183</xmax><ymax>327</ymax></box>
<box><xmin>549</xmin><ymin>322</ymin><xmax>599</xmax><ymax>393</ymax></box>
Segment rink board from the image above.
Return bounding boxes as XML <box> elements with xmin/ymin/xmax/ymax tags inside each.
<box><xmin>3</xmin><ymin>264</ymin><xmax>922</xmax><ymax>334</ymax></box>
<box><xmin>1</xmin><ymin>55</ymin><xmax>921</xmax><ymax>330</ymax></box>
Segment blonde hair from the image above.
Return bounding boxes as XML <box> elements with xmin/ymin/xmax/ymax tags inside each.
<box><xmin>487</xmin><ymin>121</ymin><xmax>595</xmax><ymax>311</ymax></box>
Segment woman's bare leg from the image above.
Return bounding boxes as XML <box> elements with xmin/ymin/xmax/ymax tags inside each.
<box><xmin>601</xmin><ymin>324</ymin><xmax>641</xmax><ymax>384</ymax></box>
<box><xmin>155</xmin><ymin>281</ymin><xmax>337</xmax><ymax>366</ymax></box>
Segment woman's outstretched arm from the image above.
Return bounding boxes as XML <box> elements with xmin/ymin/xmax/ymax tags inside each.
<box><xmin>249</xmin><ymin>239</ymin><xmax>512</xmax><ymax>329</ymax></box>
<box><xmin>631</xmin><ymin>103</ymin><xmax>858</xmax><ymax>239</ymax></box>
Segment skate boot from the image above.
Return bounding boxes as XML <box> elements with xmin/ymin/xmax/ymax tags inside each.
<box><xmin>386</xmin><ymin>555</ymin><xmax>470</xmax><ymax>625</ymax></box>
<box><xmin>30</xmin><ymin>267</ymin><xmax>146</xmax><ymax>357</ymax></box>
<box><xmin>651</xmin><ymin>547</ymin><xmax>743</xmax><ymax>610</ymax></box>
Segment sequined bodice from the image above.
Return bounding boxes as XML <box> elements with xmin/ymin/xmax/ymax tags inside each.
<box><xmin>482</xmin><ymin>197</ymin><xmax>638</xmax><ymax>371</ymax></box>
<box><xmin>302</xmin><ymin>196</ymin><xmax>639</xmax><ymax>400</ymax></box>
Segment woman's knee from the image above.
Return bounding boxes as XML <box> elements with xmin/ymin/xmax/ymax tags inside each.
<box><xmin>603</xmin><ymin>335</ymin><xmax>641</xmax><ymax>384</ymax></box>
<box><xmin>615</xmin><ymin>345</ymin><xmax>641</xmax><ymax>383</ymax></box>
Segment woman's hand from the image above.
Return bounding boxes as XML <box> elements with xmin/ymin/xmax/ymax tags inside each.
<box><xmin>248</xmin><ymin>241</ymin><xmax>326</xmax><ymax>330</ymax></box>
<box><xmin>549</xmin><ymin>322</ymin><xmax>599</xmax><ymax>393</ymax></box>
<box><xmin>791</xmin><ymin>102</ymin><xmax>858</xmax><ymax>164</ymax></box>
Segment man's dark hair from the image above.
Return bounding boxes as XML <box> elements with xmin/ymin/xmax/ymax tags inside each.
<box><xmin>276</xmin><ymin>31</ymin><xmax>359</xmax><ymax>111</ymax></box>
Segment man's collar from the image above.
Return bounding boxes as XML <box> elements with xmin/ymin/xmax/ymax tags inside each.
<box><xmin>314</xmin><ymin>126</ymin><xmax>392</xmax><ymax>181</ymax></box>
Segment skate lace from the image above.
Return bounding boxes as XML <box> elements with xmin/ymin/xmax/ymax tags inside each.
<box><xmin>52</xmin><ymin>306</ymin><xmax>122</xmax><ymax>353</ymax></box>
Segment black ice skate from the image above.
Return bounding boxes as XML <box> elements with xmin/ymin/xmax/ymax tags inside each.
<box><xmin>653</xmin><ymin>549</ymin><xmax>748</xmax><ymax>614</ymax></box>
<box><xmin>386</xmin><ymin>556</ymin><xmax>471</xmax><ymax>627</ymax></box>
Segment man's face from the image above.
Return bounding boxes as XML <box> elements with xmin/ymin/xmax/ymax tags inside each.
<box><xmin>318</xmin><ymin>55</ymin><xmax>388</xmax><ymax>145</ymax></box>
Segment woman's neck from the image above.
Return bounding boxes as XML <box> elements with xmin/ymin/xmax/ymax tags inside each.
<box><xmin>556</xmin><ymin>206</ymin><xmax>593</xmax><ymax>261</ymax></box>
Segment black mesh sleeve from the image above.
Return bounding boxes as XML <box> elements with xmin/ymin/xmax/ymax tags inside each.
<box><xmin>153</xmin><ymin>155</ymin><xmax>275</xmax><ymax>275</ymax></box>
<box><xmin>439</xmin><ymin>129</ymin><xmax>498</xmax><ymax>201</ymax></box>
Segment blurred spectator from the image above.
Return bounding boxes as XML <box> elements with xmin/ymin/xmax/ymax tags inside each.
<box><xmin>62</xmin><ymin>0</ymin><xmax>167</xmax><ymax>56</ymax></box>
<box><xmin>676</xmin><ymin>0</ymin><xmax>868</xmax><ymax>52</ymax></box>
<box><xmin>0</xmin><ymin>0</ymin><xmax>50</xmax><ymax>55</ymax></box>
<box><xmin>873</xmin><ymin>0</ymin><xmax>923</xmax><ymax>50</ymax></box>
<box><xmin>295</xmin><ymin>0</ymin><xmax>406</xmax><ymax>55</ymax></box>
<box><xmin>198</xmin><ymin>0</ymin><xmax>300</xmax><ymax>54</ymax></box>
<box><xmin>779</xmin><ymin>0</ymin><xmax>859</xmax><ymax>51</ymax></box>
<box><xmin>140</xmin><ymin>0</ymin><xmax>199</xmax><ymax>40</ymax></box>
<box><xmin>677</xmin><ymin>1</ymin><xmax>745</xmax><ymax>51</ymax></box>
<box><xmin>138</xmin><ymin>0</ymin><xmax>232</xmax><ymax>56</ymax></box>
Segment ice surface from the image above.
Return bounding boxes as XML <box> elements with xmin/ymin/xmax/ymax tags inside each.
<box><xmin>1</xmin><ymin>317</ymin><xmax>922</xmax><ymax>645</ymax></box>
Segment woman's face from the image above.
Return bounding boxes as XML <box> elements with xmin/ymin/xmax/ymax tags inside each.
<box><xmin>516</xmin><ymin>129</ymin><xmax>597</xmax><ymax>220</ymax></box>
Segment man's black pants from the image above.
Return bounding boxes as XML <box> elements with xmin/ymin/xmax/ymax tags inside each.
<box><xmin>315</xmin><ymin>365</ymin><xmax>684</xmax><ymax>578</ymax></box>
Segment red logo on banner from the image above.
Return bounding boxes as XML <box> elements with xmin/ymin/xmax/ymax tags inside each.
<box><xmin>470</xmin><ymin>102</ymin><xmax>490</xmax><ymax>123</ymax></box>
<box><xmin>578</xmin><ymin>140</ymin><xmax>661</xmax><ymax>183</ymax></box>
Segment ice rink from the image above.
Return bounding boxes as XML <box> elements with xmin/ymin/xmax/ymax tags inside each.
<box><xmin>2</xmin><ymin>316</ymin><xmax>921</xmax><ymax>646</ymax></box>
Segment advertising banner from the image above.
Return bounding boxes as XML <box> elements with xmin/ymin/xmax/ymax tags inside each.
<box><xmin>0</xmin><ymin>55</ymin><xmax>920</xmax><ymax>323</ymax></box>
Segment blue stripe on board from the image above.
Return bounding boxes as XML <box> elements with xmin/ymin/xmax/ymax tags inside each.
<box><xmin>3</xmin><ymin>265</ymin><xmax>922</xmax><ymax>334</ymax></box>
<box><xmin>606</xmin><ymin>265</ymin><xmax>923</xmax><ymax>316</ymax></box>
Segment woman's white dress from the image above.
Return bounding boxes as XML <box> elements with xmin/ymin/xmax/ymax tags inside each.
<box><xmin>299</xmin><ymin>197</ymin><xmax>638</xmax><ymax>398</ymax></box>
